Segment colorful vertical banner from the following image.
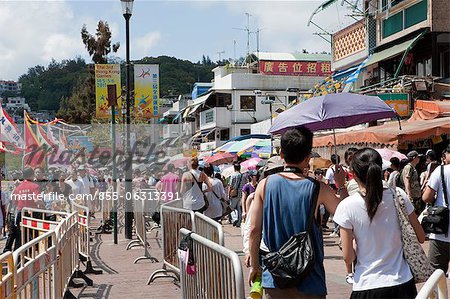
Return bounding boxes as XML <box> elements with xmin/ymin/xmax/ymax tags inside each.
<box><xmin>134</xmin><ymin>64</ymin><xmax>160</xmax><ymax>118</ymax></box>
<box><xmin>95</xmin><ymin>64</ymin><xmax>122</xmax><ymax>119</ymax></box>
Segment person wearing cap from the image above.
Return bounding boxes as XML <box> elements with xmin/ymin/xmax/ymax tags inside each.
<box><xmin>401</xmin><ymin>150</ymin><xmax>424</xmax><ymax>214</ymax></box>
<box><xmin>422</xmin><ymin>144</ymin><xmax>450</xmax><ymax>274</ymax></box>
<box><xmin>3</xmin><ymin>167</ymin><xmax>42</xmax><ymax>252</ymax></box>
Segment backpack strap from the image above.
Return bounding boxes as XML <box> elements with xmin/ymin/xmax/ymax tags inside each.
<box><xmin>440</xmin><ymin>166</ymin><xmax>448</xmax><ymax>207</ymax></box>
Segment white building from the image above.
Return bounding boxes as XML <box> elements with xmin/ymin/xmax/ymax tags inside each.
<box><xmin>180</xmin><ymin>52</ymin><xmax>331</xmax><ymax>152</ymax></box>
<box><xmin>0</xmin><ymin>80</ymin><xmax>21</xmax><ymax>93</ymax></box>
<box><xmin>5</xmin><ymin>97</ymin><xmax>30</xmax><ymax>111</ymax></box>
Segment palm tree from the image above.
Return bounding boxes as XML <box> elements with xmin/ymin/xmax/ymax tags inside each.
<box><xmin>81</xmin><ymin>20</ymin><xmax>120</xmax><ymax>64</ymax></box>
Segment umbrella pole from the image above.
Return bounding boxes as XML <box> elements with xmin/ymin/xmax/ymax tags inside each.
<box><xmin>333</xmin><ymin>128</ymin><xmax>338</xmax><ymax>157</ymax></box>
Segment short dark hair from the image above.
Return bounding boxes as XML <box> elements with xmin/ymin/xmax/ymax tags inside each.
<box><xmin>314</xmin><ymin>169</ymin><xmax>324</xmax><ymax>176</ymax></box>
<box><xmin>344</xmin><ymin>147</ymin><xmax>358</xmax><ymax>165</ymax></box>
<box><xmin>330</xmin><ymin>154</ymin><xmax>340</xmax><ymax>165</ymax></box>
<box><xmin>280</xmin><ymin>127</ymin><xmax>313</xmax><ymax>164</ymax></box>
<box><xmin>22</xmin><ymin>167</ymin><xmax>34</xmax><ymax>180</ymax></box>
<box><xmin>233</xmin><ymin>162</ymin><xmax>241</xmax><ymax>172</ymax></box>
<box><xmin>167</xmin><ymin>164</ymin><xmax>175</xmax><ymax>172</ymax></box>
<box><xmin>390</xmin><ymin>157</ymin><xmax>400</xmax><ymax>169</ymax></box>
<box><xmin>426</xmin><ymin>150</ymin><xmax>437</xmax><ymax>161</ymax></box>
<box><xmin>203</xmin><ymin>163</ymin><xmax>214</xmax><ymax>177</ymax></box>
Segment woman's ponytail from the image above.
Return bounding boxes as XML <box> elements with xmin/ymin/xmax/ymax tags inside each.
<box><xmin>351</xmin><ymin>148</ymin><xmax>384</xmax><ymax>222</ymax></box>
<box><xmin>365</xmin><ymin>162</ymin><xmax>383</xmax><ymax>221</ymax></box>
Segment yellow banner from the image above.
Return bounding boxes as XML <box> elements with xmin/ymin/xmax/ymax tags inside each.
<box><xmin>95</xmin><ymin>64</ymin><xmax>121</xmax><ymax>119</ymax></box>
<box><xmin>134</xmin><ymin>64</ymin><xmax>160</xmax><ymax>118</ymax></box>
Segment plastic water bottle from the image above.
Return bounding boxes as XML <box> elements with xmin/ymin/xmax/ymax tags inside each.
<box><xmin>250</xmin><ymin>275</ymin><xmax>263</xmax><ymax>299</ymax></box>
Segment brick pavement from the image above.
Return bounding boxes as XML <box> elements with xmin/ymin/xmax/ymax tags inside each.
<box><xmin>1</xmin><ymin>217</ymin><xmax>447</xmax><ymax>298</ymax></box>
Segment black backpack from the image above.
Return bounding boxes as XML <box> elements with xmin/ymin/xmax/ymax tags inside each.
<box><xmin>396</xmin><ymin>171</ymin><xmax>405</xmax><ymax>190</ymax></box>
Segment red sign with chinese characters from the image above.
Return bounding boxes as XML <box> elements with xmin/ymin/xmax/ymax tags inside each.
<box><xmin>259</xmin><ymin>60</ymin><xmax>331</xmax><ymax>76</ymax></box>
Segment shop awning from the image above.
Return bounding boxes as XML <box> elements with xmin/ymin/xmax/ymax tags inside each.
<box><xmin>366</xmin><ymin>34</ymin><xmax>422</xmax><ymax>67</ymax></box>
<box><xmin>188</xmin><ymin>92</ymin><xmax>213</xmax><ymax>116</ymax></box>
<box><xmin>313</xmin><ymin>116</ymin><xmax>450</xmax><ymax>147</ymax></box>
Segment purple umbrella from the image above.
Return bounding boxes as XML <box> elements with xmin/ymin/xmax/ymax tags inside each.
<box><xmin>269</xmin><ymin>93</ymin><xmax>398</xmax><ymax>134</ymax></box>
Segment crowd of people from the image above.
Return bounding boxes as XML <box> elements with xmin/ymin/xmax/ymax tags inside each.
<box><xmin>1</xmin><ymin>128</ymin><xmax>448</xmax><ymax>298</ymax></box>
<box><xmin>170</xmin><ymin>128</ymin><xmax>449</xmax><ymax>299</ymax></box>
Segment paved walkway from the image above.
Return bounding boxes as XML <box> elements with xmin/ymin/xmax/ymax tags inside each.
<box><xmin>67</xmin><ymin>219</ymin><xmax>355</xmax><ymax>298</ymax></box>
<box><xmin>1</xmin><ymin>215</ymin><xmax>445</xmax><ymax>298</ymax></box>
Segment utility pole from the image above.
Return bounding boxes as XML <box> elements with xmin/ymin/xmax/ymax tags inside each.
<box><xmin>216</xmin><ymin>50</ymin><xmax>225</xmax><ymax>62</ymax></box>
<box><xmin>233</xmin><ymin>12</ymin><xmax>252</xmax><ymax>65</ymax></box>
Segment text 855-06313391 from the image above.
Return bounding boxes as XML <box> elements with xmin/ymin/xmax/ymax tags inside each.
<box><xmin>97</xmin><ymin>191</ymin><xmax>180</xmax><ymax>201</ymax></box>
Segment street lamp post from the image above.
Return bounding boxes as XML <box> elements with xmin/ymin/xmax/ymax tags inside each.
<box><xmin>121</xmin><ymin>0</ymin><xmax>134</xmax><ymax>240</ymax></box>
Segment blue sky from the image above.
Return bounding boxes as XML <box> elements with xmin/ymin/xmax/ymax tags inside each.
<box><xmin>0</xmin><ymin>0</ymin><xmax>356</xmax><ymax>80</ymax></box>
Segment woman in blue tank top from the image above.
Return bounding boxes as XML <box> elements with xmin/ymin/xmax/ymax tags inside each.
<box><xmin>248</xmin><ymin>128</ymin><xmax>347</xmax><ymax>299</ymax></box>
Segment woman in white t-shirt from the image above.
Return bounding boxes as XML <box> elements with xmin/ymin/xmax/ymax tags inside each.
<box><xmin>334</xmin><ymin>148</ymin><xmax>425</xmax><ymax>299</ymax></box>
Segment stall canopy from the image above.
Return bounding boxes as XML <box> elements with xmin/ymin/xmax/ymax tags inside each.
<box><xmin>365</xmin><ymin>33</ymin><xmax>423</xmax><ymax>67</ymax></box>
<box><xmin>188</xmin><ymin>92</ymin><xmax>213</xmax><ymax>115</ymax></box>
<box><xmin>313</xmin><ymin>116</ymin><xmax>450</xmax><ymax>147</ymax></box>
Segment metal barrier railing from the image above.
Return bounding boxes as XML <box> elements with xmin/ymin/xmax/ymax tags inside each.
<box><xmin>13</xmin><ymin>230</ymin><xmax>58</xmax><ymax>298</ymax></box>
<box><xmin>179</xmin><ymin>228</ymin><xmax>245</xmax><ymax>299</ymax></box>
<box><xmin>71</xmin><ymin>200</ymin><xmax>102</xmax><ymax>275</ymax></box>
<box><xmin>416</xmin><ymin>269</ymin><xmax>448</xmax><ymax>299</ymax></box>
<box><xmin>147</xmin><ymin>200</ymin><xmax>195</xmax><ymax>284</ymax></box>
<box><xmin>194</xmin><ymin>212</ymin><xmax>224</xmax><ymax>246</ymax></box>
<box><xmin>126</xmin><ymin>190</ymin><xmax>159</xmax><ymax>263</ymax></box>
<box><xmin>21</xmin><ymin>208</ymin><xmax>69</xmax><ymax>246</ymax></box>
<box><xmin>55</xmin><ymin>212</ymin><xmax>79</xmax><ymax>298</ymax></box>
<box><xmin>3</xmin><ymin>207</ymin><xmax>94</xmax><ymax>298</ymax></box>
<box><xmin>0</xmin><ymin>252</ymin><xmax>15</xmax><ymax>299</ymax></box>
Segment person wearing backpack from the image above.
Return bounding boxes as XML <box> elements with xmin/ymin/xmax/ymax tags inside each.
<box><xmin>180</xmin><ymin>157</ymin><xmax>211</xmax><ymax>213</ymax></box>
<box><xmin>248</xmin><ymin>127</ymin><xmax>346</xmax><ymax>298</ymax></box>
<box><xmin>422</xmin><ymin>144</ymin><xmax>450</xmax><ymax>274</ymax></box>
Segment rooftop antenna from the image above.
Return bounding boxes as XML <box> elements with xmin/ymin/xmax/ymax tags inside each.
<box><xmin>216</xmin><ymin>50</ymin><xmax>225</xmax><ymax>62</ymax></box>
<box><xmin>233</xmin><ymin>40</ymin><xmax>237</xmax><ymax>62</ymax></box>
<box><xmin>233</xmin><ymin>12</ymin><xmax>252</xmax><ymax>66</ymax></box>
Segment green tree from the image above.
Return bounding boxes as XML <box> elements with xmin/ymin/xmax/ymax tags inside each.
<box><xmin>58</xmin><ymin>20</ymin><xmax>121</xmax><ymax>123</ymax></box>
<box><xmin>81</xmin><ymin>21</ymin><xmax>120</xmax><ymax>64</ymax></box>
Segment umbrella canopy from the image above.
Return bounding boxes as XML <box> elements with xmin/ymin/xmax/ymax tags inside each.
<box><xmin>164</xmin><ymin>156</ymin><xmax>189</xmax><ymax>170</ymax></box>
<box><xmin>241</xmin><ymin>158</ymin><xmax>262</xmax><ymax>170</ymax></box>
<box><xmin>204</xmin><ymin>152</ymin><xmax>236</xmax><ymax>165</ymax></box>
<box><xmin>238</xmin><ymin>139</ymin><xmax>272</xmax><ymax>158</ymax></box>
<box><xmin>221</xmin><ymin>165</ymin><xmax>248</xmax><ymax>178</ymax></box>
<box><xmin>269</xmin><ymin>93</ymin><xmax>397</xmax><ymax>134</ymax></box>
<box><xmin>376</xmin><ymin>148</ymin><xmax>407</xmax><ymax>161</ymax></box>
<box><xmin>221</xmin><ymin>139</ymin><xmax>260</xmax><ymax>154</ymax></box>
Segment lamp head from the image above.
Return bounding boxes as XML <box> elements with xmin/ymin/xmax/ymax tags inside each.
<box><xmin>121</xmin><ymin>0</ymin><xmax>134</xmax><ymax>16</ymax></box>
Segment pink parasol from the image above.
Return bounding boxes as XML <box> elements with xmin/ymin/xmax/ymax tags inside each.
<box><xmin>204</xmin><ymin>152</ymin><xmax>236</xmax><ymax>165</ymax></box>
<box><xmin>240</xmin><ymin>157</ymin><xmax>262</xmax><ymax>170</ymax></box>
<box><xmin>376</xmin><ymin>148</ymin><xmax>407</xmax><ymax>161</ymax></box>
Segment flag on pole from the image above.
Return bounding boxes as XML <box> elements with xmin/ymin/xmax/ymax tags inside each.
<box><xmin>24</xmin><ymin>112</ymin><xmax>45</xmax><ymax>168</ymax></box>
<box><xmin>345</xmin><ymin>55</ymin><xmax>370</xmax><ymax>84</ymax></box>
<box><xmin>0</xmin><ymin>107</ymin><xmax>25</xmax><ymax>150</ymax></box>
<box><xmin>36</xmin><ymin>123</ymin><xmax>55</xmax><ymax>148</ymax></box>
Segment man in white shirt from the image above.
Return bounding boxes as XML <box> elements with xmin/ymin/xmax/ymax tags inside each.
<box><xmin>65</xmin><ymin>170</ymin><xmax>85</xmax><ymax>199</ymax></box>
<box><xmin>422</xmin><ymin>144</ymin><xmax>450</xmax><ymax>274</ymax></box>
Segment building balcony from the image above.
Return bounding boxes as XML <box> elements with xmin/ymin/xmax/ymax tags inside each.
<box><xmin>199</xmin><ymin>107</ymin><xmax>232</xmax><ymax>131</ymax></box>
<box><xmin>162</xmin><ymin>124</ymin><xmax>181</xmax><ymax>139</ymax></box>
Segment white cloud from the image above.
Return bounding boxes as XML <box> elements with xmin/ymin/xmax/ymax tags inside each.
<box><xmin>0</xmin><ymin>1</ymin><xmax>87</xmax><ymax>80</ymax></box>
<box><xmin>133</xmin><ymin>31</ymin><xmax>162</xmax><ymax>59</ymax></box>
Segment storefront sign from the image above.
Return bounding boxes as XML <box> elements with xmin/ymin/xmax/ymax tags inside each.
<box><xmin>376</xmin><ymin>93</ymin><xmax>410</xmax><ymax>117</ymax></box>
<box><xmin>259</xmin><ymin>60</ymin><xmax>331</xmax><ymax>76</ymax></box>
